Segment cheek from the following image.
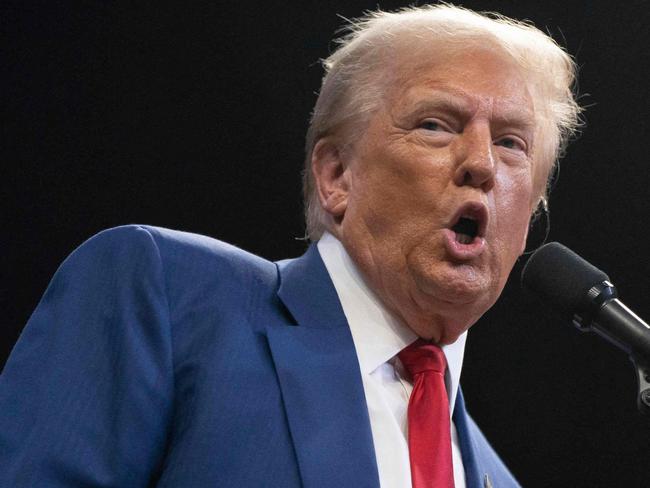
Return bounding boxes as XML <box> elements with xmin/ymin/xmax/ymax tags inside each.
<box><xmin>496</xmin><ymin>173</ymin><xmax>534</xmax><ymax>248</ymax></box>
<box><xmin>344</xmin><ymin>162</ymin><xmax>407</xmax><ymax>239</ymax></box>
<box><xmin>348</xmin><ymin>152</ymin><xmax>434</xmax><ymax>227</ymax></box>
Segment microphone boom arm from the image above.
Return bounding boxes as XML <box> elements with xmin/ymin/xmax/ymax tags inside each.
<box><xmin>573</xmin><ymin>283</ymin><xmax>650</xmax><ymax>415</ymax></box>
<box><xmin>592</xmin><ymin>299</ymin><xmax>650</xmax><ymax>415</ymax></box>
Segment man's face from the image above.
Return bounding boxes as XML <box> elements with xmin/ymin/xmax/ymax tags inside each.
<box><xmin>334</xmin><ymin>47</ymin><xmax>537</xmax><ymax>344</ymax></box>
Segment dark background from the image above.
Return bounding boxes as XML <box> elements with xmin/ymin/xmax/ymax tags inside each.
<box><xmin>3</xmin><ymin>1</ymin><xmax>650</xmax><ymax>486</ymax></box>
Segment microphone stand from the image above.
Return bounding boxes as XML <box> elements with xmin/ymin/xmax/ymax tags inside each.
<box><xmin>572</xmin><ymin>283</ymin><xmax>650</xmax><ymax>415</ymax></box>
<box><xmin>632</xmin><ymin>358</ymin><xmax>650</xmax><ymax>415</ymax></box>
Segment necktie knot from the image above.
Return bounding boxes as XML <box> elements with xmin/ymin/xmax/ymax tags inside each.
<box><xmin>398</xmin><ymin>338</ymin><xmax>447</xmax><ymax>377</ymax></box>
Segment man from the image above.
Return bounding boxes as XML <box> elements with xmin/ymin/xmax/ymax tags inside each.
<box><xmin>0</xmin><ymin>4</ymin><xmax>580</xmax><ymax>487</ymax></box>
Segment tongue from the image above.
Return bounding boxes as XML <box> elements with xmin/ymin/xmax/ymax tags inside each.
<box><xmin>455</xmin><ymin>232</ymin><xmax>474</xmax><ymax>244</ymax></box>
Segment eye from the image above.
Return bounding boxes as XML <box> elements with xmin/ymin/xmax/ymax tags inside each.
<box><xmin>495</xmin><ymin>136</ymin><xmax>526</xmax><ymax>152</ymax></box>
<box><xmin>420</xmin><ymin>120</ymin><xmax>443</xmax><ymax>131</ymax></box>
<box><xmin>418</xmin><ymin>119</ymin><xmax>455</xmax><ymax>133</ymax></box>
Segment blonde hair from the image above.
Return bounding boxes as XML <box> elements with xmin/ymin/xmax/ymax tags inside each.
<box><xmin>303</xmin><ymin>3</ymin><xmax>582</xmax><ymax>240</ymax></box>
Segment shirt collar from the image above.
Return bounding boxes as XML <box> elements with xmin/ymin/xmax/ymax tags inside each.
<box><xmin>317</xmin><ymin>231</ymin><xmax>467</xmax><ymax>415</ymax></box>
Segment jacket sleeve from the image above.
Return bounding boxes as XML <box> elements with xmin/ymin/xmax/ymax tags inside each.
<box><xmin>0</xmin><ymin>225</ymin><xmax>174</xmax><ymax>487</ymax></box>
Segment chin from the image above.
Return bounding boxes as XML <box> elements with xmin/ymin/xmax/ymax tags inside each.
<box><xmin>410</xmin><ymin>315</ymin><xmax>471</xmax><ymax>345</ymax></box>
<box><xmin>407</xmin><ymin>271</ymin><xmax>498</xmax><ymax>343</ymax></box>
<box><xmin>437</xmin><ymin>331</ymin><xmax>465</xmax><ymax>346</ymax></box>
<box><xmin>413</xmin><ymin>262</ymin><xmax>495</xmax><ymax>307</ymax></box>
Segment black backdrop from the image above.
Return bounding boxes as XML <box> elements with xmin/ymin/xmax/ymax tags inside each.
<box><xmin>4</xmin><ymin>1</ymin><xmax>650</xmax><ymax>486</ymax></box>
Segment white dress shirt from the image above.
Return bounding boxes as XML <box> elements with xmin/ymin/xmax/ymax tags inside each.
<box><xmin>318</xmin><ymin>232</ymin><xmax>467</xmax><ymax>488</ymax></box>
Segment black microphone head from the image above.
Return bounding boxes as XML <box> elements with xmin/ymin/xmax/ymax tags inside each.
<box><xmin>521</xmin><ymin>242</ymin><xmax>611</xmax><ymax>316</ymax></box>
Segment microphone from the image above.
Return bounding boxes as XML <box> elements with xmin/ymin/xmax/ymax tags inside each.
<box><xmin>521</xmin><ymin>242</ymin><xmax>650</xmax><ymax>413</ymax></box>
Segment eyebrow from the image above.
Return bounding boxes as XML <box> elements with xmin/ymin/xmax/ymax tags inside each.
<box><xmin>408</xmin><ymin>94</ymin><xmax>474</xmax><ymax>120</ymax></box>
<box><xmin>401</xmin><ymin>86</ymin><xmax>536</xmax><ymax>131</ymax></box>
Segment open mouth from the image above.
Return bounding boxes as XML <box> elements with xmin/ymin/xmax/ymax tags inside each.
<box><xmin>452</xmin><ymin>217</ymin><xmax>479</xmax><ymax>244</ymax></box>
<box><xmin>449</xmin><ymin>203</ymin><xmax>488</xmax><ymax>245</ymax></box>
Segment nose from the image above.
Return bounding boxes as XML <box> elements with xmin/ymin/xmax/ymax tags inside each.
<box><xmin>453</xmin><ymin>124</ymin><xmax>496</xmax><ymax>192</ymax></box>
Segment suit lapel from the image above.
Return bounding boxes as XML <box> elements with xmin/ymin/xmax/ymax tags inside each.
<box><xmin>266</xmin><ymin>244</ymin><xmax>380</xmax><ymax>488</ymax></box>
<box><xmin>453</xmin><ymin>387</ymin><xmax>488</xmax><ymax>488</ymax></box>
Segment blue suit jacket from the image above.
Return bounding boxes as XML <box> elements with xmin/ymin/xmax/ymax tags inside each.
<box><xmin>0</xmin><ymin>225</ymin><xmax>519</xmax><ymax>487</ymax></box>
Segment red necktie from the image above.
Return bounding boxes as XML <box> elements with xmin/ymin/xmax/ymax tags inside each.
<box><xmin>399</xmin><ymin>339</ymin><xmax>455</xmax><ymax>488</ymax></box>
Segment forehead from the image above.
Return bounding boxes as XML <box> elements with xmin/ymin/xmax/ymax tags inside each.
<box><xmin>386</xmin><ymin>47</ymin><xmax>535</xmax><ymax>123</ymax></box>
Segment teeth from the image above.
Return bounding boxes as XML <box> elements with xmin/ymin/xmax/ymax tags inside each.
<box><xmin>456</xmin><ymin>233</ymin><xmax>473</xmax><ymax>244</ymax></box>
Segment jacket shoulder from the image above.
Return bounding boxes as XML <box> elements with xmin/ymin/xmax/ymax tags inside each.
<box><xmin>138</xmin><ymin>225</ymin><xmax>278</xmax><ymax>283</ymax></box>
<box><xmin>0</xmin><ymin>226</ymin><xmax>176</xmax><ymax>485</ymax></box>
<box><xmin>64</xmin><ymin>225</ymin><xmax>280</xmax><ymax>313</ymax></box>
<box><xmin>77</xmin><ymin>224</ymin><xmax>276</xmax><ymax>279</ymax></box>
<box><xmin>113</xmin><ymin>226</ymin><xmax>283</xmax><ymax>325</ymax></box>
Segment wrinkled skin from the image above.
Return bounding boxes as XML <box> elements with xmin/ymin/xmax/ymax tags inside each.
<box><xmin>313</xmin><ymin>47</ymin><xmax>537</xmax><ymax>344</ymax></box>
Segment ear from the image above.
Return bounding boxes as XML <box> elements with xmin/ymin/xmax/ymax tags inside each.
<box><xmin>311</xmin><ymin>137</ymin><xmax>351</xmax><ymax>223</ymax></box>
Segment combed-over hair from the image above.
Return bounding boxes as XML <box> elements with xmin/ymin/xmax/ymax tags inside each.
<box><xmin>303</xmin><ymin>3</ymin><xmax>582</xmax><ymax>240</ymax></box>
